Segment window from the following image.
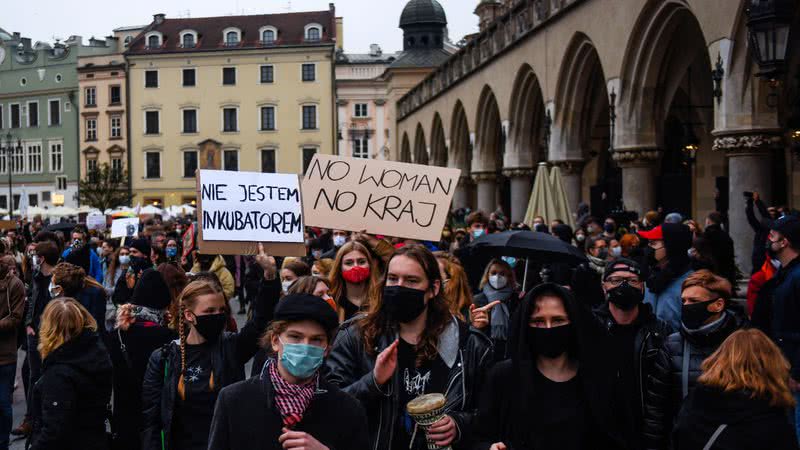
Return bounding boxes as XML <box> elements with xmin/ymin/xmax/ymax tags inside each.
<box><xmin>353</xmin><ymin>136</ymin><xmax>369</xmax><ymax>159</ymax></box>
<box><xmin>111</xmin><ymin>158</ymin><xmax>123</xmax><ymax>181</ymax></box>
<box><xmin>183</xmin><ymin>109</ymin><xmax>198</xmax><ymax>133</ymax></box>
<box><xmin>225</xmin><ymin>31</ymin><xmax>239</xmax><ymax>46</ymax></box>
<box><xmin>260</xmin><ymin>106</ymin><xmax>275</xmax><ymax>131</ymax></box>
<box><xmin>56</xmin><ymin>176</ymin><xmax>68</xmax><ymax>190</ymax></box>
<box><xmin>28</xmin><ymin>101</ymin><xmax>38</xmax><ymax>127</ymax></box>
<box><xmin>48</xmin><ymin>100</ymin><xmax>61</xmax><ymax>125</ymax></box>
<box><xmin>0</xmin><ymin>105</ymin><xmax>3</xmax><ymax>129</ymax></box>
<box><xmin>110</xmin><ymin>115</ymin><xmax>122</xmax><ymax>138</ymax></box>
<box><xmin>28</xmin><ymin>194</ymin><xmax>38</xmax><ymax>207</ymax></box>
<box><xmin>85</xmin><ymin>87</ymin><xmax>96</xmax><ymax>107</ymax></box>
<box><xmin>354</xmin><ymin>103</ymin><xmax>368</xmax><ymax>118</ymax></box>
<box><xmin>42</xmin><ymin>191</ymin><xmax>51</xmax><ymax>202</ymax></box>
<box><xmin>145</xmin><ymin>152</ymin><xmax>161</xmax><ymax>179</ymax></box>
<box><xmin>86</xmin><ymin>118</ymin><xmax>97</xmax><ymax>141</ymax></box>
<box><xmin>307</xmin><ymin>27</ymin><xmax>321</xmax><ymax>41</ymax></box>
<box><xmin>11</xmin><ymin>145</ymin><xmax>24</xmax><ymax>174</ymax></box>
<box><xmin>49</xmin><ymin>141</ymin><xmax>63</xmax><ymax>172</ymax></box>
<box><xmin>147</xmin><ymin>35</ymin><xmax>160</xmax><ymax>49</ymax></box>
<box><xmin>10</xmin><ymin>104</ymin><xmax>20</xmax><ymax>128</ymax></box>
<box><xmin>145</xmin><ymin>111</ymin><xmax>160</xmax><ymax>135</ymax></box>
<box><xmin>26</xmin><ymin>142</ymin><xmax>42</xmax><ymax>173</ymax></box>
<box><xmin>110</xmin><ymin>85</ymin><xmax>121</xmax><ymax>104</ymax></box>
<box><xmin>302</xmin><ymin>63</ymin><xmax>316</xmax><ymax>82</ymax></box>
<box><xmin>223</xmin><ymin>108</ymin><xmax>238</xmax><ymax>132</ymax></box>
<box><xmin>145</xmin><ymin>70</ymin><xmax>158</xmax><ymax>88</ymax></box>
<box><xmin>0</xmin><ymin>152</ymin><xmax>5</xmax><ymax>174</ymax></box>
<box><xmin>182</xmin><ymin>68</ymin><xmax>196</xmax><ymax>87</ymax></box>
<box><xmin>302</xmin><ymin>147</ymin><xmax>317</xmax><ymax>173</ymax></box>
<box><xmin>260</xmin><ymin>65</ymin><xmax>274</xmax><ymax>83</ymax></box>
<box><xmin>87</xmin><ymin>159</ymin><xmax>98</xmax><ymax>181</ymax></box>
<box><xmin>302</xmin><ymin>105</ymin><xmax>317</xmax><ymax>130</ymax></box>
<box><xmin>223</xmin><ymin>150</ymin><xmax>239</xmax><ymax>171</ymax></box>
<box><xmin>261</xmin><ymin>149</ymin><xmax>276</xmax><ymax>173</ymax></box>
<box><xmin>182</xmin><ymin>33</ymin><xmax>195</xmax><ymax>48</ymax></box>
<box><xmin>183</xmin><ymin>151</ymin><xmax>198</xmax><ymax>178</ymax></box>
<box><xmin>124</xmin><ymin>36</ymin><xmax>133</xmax><ymax>47</ymax></box>
<box><xmin>262</xmin><ymin>29</ymin><xmax>276</xmax><ymax>44</ymax></box>
<box><xmin>11</xmin><ymin>195</ymin><xmax>19</xmax><ymax>210</ymax></box>
<box><xmin>0</xmin><ymin>197</ymin><xmax>6</xmax><ymax>210</ymax></box>
<box><xmin>223</xmin><ymin>67</ymin><xmax>236</xmax><ymax>85</ymax></box>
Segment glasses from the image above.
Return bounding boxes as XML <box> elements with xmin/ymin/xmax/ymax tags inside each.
<box><xmin>647</xmin><ymin>242</ymin><xmax>664</xmax><ymax>250</ymax></box>
<box><xmin>604</xmin><ymin>277</ymin><xmax>643</xmax><ymax>288</ymax></box>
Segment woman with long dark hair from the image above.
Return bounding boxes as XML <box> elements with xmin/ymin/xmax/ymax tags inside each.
<box><xmin>327</xmin><ymin>244</ymin><xmax>493</xmax><ymax>450</ymax></box>
<box><xmin>329</xmin><ymin>241</ymin><xmax>382</xmax><ymax>322</ymax></box>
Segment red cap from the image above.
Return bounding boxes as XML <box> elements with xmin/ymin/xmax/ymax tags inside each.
<box><xmin>638</xmin><ymin>225</ymin><xmax>663</xmax><ymax>241</ymax></box>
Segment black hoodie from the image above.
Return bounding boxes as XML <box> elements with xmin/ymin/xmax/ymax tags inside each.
<box><xmin>673</xmin><ymin>384</ymin><xmax>798</xmax><ymax>450</ymax></box>
<box><xmin>646</xmin><ymin>223</ymin><xmax>693</xmax><ymax>295</ymax></box>
<box><xmin>30</xmin><ymin>330</ymin><xmax>112</xmax><ymax>450</ymax></box>
<box><xmin>470</xmin><ymin>283</ymin><xmax>627</xmax><ymax>450</ymax></box>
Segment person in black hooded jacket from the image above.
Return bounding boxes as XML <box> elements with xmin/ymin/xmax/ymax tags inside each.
<box><xmin>643</xmin><ymin>269</ymin><xmax>746</xmax><ymax>449</ymax></box>
<box><xmin>672</xmin><ymin>329</ymin><xmax>798</xmax><ymax>450</ymax></box>
<box><xmin>29</xmin><ymin>298</ymin><xmax>112</xmax><ymax>450</ymax></box>
<box><xmin>470</xmin><ymin>282</ymin><xmax>626</xmax><ymax>450</ymax></box>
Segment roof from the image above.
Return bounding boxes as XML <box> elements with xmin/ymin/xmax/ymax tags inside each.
<box><xmin>0</xmin><ymin>28</ymin><xmax>13</xmax><ymax>41</ymax></box>
<box><xmin>113</xmin><ymin>25</ymin><xmax>147</xmax><ymax>32</ymax></box>
<box><xmin>388</xmin><ymin>48</ymin><xmax>451</xmax><ymax>68</ymax></box>
<box><xmin>400</xmin><ymin>0</ymin><xmax>447</xmax><ymax>28</ymax></box>
<box><xmin>338</xmin><ymin>52</ymin><xmax>399</xmax><ymax>64</ymax></box>
<box><xmin>125</xmin><ymin>9</ymin><xmax>335</xmax><ymax>55</ymax></box>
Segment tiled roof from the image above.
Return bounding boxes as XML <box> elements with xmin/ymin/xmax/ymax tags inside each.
<box><xmin>389</xmin><ymin>48</ymin><xmax>452</xmax><ymax>68</ymax></box>
<box><xmin>338</xmin><ymin>52</ymin><xmax>399</xmax><ymax>64</ymax></box>
<box><xmin>125</xmin><ymin>8</ymin><xmax>336</xmax><ymax>55</ymax></box>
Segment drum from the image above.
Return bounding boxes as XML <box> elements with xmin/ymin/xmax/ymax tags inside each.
<box><xmin>406</xmin><ymin>393</ymin><xmax>451</xmax><ymax>450</ymax></box>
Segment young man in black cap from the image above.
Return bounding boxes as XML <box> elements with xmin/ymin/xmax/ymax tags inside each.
<box><xmin>208</xmin><ymin>294</ymin><xmax>369</xmax><ymax>450</ymax></box>
<box><xmin>593</xmin><ymin>258</ymin><xmax>671</xmax><ymax>449</ymax></box>
<box><xmin>753</xmin><ymin>214</ymin><xmax>800</xmax><ymax>439</ymax></box>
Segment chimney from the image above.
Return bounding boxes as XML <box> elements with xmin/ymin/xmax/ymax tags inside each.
<box><xmin>369</xmin><ymin>44</ymin><xmax>382</xmax><ymax>56</ymax></box>
<box><xmin>153</xmin><ymin>13</ymin><xmax>166</xmax><ymax>25</ymax></box>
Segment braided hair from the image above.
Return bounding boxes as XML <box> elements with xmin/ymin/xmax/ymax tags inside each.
<box><xmin>176</xmin><ymin>280</ymin><xmax>223</xmax><ymax>400</ymax></box>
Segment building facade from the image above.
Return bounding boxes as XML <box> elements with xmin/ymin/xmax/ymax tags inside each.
<box><xmin>393</xmin><ymin>0</ymin><xmax>800</xmax><ymax>274</ymax></box>
<box><xmin>0</xmin><ymin>31</ymin><xmax>97</xmax><ymax>208</ymax></box>
<box><xmin>125</xmin><ymin>6</ymin><xmax>340</xmax><ymax>207</ymax></box>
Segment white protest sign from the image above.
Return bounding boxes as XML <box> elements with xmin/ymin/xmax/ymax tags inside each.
<box><xmin>199</xmin><ymin>169</ymin><xmax>304</xmax><ymax>243</ymax></box>
<box><xmin>86</xmin><ymin>215</ymin><xmax>107</xmax><ymax>231</ymax></box>
<box><xmin>111</xmin><ymin>218</ymin><xmax>139</xmax><ymax>238</ymax></box>
<box><xmin>301</xmin><ymin>155</ymin><xmax>461</xmax><ymax>241</ymax></box>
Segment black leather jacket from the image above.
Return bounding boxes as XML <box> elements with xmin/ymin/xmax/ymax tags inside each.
<box><xmin>643</xmin><ymin>310</ymin><xmax>746</xmax><ymax>449</ymax></box>
<box><xmin>325</xmin><ymin>316</ymin><xmax>493</xmax><ymax>450</ymax></box>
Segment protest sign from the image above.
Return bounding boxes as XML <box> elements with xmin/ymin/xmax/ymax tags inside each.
<box><xmin>0</xmin><ymin>221</ymin><xmax>15</xmax><ymax>231</ymax></box>
<box><xmin>301</xmin><ymin>155</ymin><xmax>461</xmax><ymax>242</ymax></box>
<box><xmin>111</xmin><ymin>218</ymin><xmax>139</xmax><ymax>238</ymax></box>
<box><xmin>87</xmin><ymin>215</ymin><xmax>107</xmax><ymax>231</ymax></box>
<box><xmin>196</xmin><ymin>170</ymin><xmax>306</xmax><ymax>256</ymax></box>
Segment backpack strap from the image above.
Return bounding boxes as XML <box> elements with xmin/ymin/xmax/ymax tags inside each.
<box><xmin>702</xmin><ymin>424</ymin><xmax>728</xmax><ymax>450</ymax></box>
<box><xmin>682</xmin><ymin>339</ymin><xmax>691</xmax><ymax>398</ymax></box>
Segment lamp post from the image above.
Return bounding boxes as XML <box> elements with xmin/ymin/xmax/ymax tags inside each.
<box><xmin>747</xmin><ymin>0</ymin><xmax>793</xmax><ymax>80</ymax></box>
<box><xmin>2</xmin><ymin>133</ymin><xmax>19</xmax><ymax>218</ymax></box>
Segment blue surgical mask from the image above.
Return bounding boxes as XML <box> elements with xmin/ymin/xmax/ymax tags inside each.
<box><xmin>95</xmin><ymin>247</ymin><xmax>103</xmax><ymax>257</ymax></box>
<box><xmin>501</xmin><ymin>256</ymin><xmax>517</xmax><ymax>268</ymax></box>
<box><xmin>472</xmin><ymin>229</ymin><xmax>485</xmax><ymax>239</ymax></box>
<box><xmin>119</xmin><ymin>255</ymin><xmax>131</xmax><ymax>265</ymax></box>
<box><xmin>279</xmin><ymin>339</ymin><xmax>326</xmax><ymax>379</ymax></box>
<box><xmin>166</xmin><ymin>247</ymin><xmax>178</xmax><ymax>258</ymax></box>
<box><xmin>333</xmin><ymin>235</ymin><xmax>347</xmax><ymax>248</ymax></box>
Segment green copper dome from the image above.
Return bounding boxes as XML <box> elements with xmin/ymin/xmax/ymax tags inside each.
<box><xmin>399</xmin><ymin>0</ymin><xmax>448</xmax><ymax>27</ymax></box>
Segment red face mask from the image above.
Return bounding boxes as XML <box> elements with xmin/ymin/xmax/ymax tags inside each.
<box><xmin>342</xmin><ymin>265</ymin><xmax>370</xmax><ymax>284</ymax></box>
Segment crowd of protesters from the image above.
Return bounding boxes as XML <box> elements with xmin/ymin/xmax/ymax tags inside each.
<box><xmin>0</xmin><ymin>190</ymin><xmax>795</xmax><ymax>450</ymax></box>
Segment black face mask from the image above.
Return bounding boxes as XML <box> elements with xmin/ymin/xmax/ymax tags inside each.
<box><xmin>528</xmin><ymin>324</ymin><xmax>573</xmax><ymax>359</ymax></box>
<box><xmin>604</xmin><ymin>224</ymin><xmax>616</xmax><ymax>233</ymax></box>
<box><xmin>681</xmin><ymin>300</ymin><xmax>718</xmax><ymax>330</ymax></box>
<box><xmin>191</xmin><ymin>313</ymin><xmax>227</xmax><ymax>342</ymax></box>
<box><xmin>606</xmin><ymin>281</ymin><xmax>644</xmax><ymax>311</ymax></box>
<box><xmin>644</xmin><ymin>246</ymin><xmax>659</xmax><ymax>267</ymax></box>
<box><xmin>382</xmin><ymin>285</ymin><xmax>427</xmax><ymax>323</ymax></box>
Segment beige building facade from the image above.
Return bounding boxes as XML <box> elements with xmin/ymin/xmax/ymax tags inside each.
<box><xmin>126</xmin><ymin>7</ymin><xmax>339</xmax><ymax>207</ymax></box>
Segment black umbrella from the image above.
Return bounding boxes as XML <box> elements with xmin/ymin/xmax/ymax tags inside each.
<box><xmin>45</xmin><ymin>222</ymin><xmax>80</xmax><ymax>234</ymax></box>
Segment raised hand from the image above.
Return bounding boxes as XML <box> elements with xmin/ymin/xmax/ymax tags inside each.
<box><xmin>373</xmin><ymin>339</ymin><xmax>399</xmax><ymax>386</ymax></box>
<box><xmin>256</xmin><ymin>243</ymin><xmax>277</xmax><ymax>280</ymax></box>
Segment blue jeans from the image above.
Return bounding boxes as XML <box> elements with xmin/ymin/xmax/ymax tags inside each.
<box><xmin>0</xmin><ymin>362</ymin><xmax>16</xmax><ymax>450</ymax></box>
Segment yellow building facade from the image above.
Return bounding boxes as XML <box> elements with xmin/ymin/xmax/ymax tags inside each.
<box><xmin>126</xmin><ymin>8</ymin><xmax>339</xmax><ymax>207</ymax></box>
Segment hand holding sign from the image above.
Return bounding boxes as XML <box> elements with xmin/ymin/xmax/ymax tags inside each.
<box><xmin>256</xmin><ymin>243</ymin><xmax>277</xmax><ymax>280</ymax></box>
<box><xmin>470</xmin><ymin>301</ymin><xmax>502</xmax><ymax>330</ymax></box>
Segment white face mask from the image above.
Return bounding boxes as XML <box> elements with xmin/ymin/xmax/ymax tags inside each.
<box><xmin>119</xmin><ymin>255</ymin><xmax>131</xmax><ymax>265</ymax></box>
<box><xmin>32</xmin><ymin>255</ymin><xmax>41</xmax><ymax>269</ymax></box>
<box><xmin>48</xmin><ymin>282</ymin><xmax>62</xmax><ymax>299</ymax></box>
<box><xmin>611</xmin><ymin>247</ymin><xmax>622</xmax><ymax>257</ymax></box>
<box><xmin>333</xmin><ymin>235</ymin><xmax>347</xmax><ymax>247</ymax></box>
<box><xmin>281</xmin><ymin>280</ymin><xmax>294</xmax><ymax>294</ymax></box>
<box><xmin>488</xmin><ymin>274</ymin><xmax>508</xmax><ymax>290</ymax></box>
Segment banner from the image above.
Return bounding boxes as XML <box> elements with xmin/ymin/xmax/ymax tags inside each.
<box><xmin>87</xmin><ymin>215</ymin><xmax>107</xmax><ymax>231</ymax></box>
<box><xmin>111</xmin><ymin>218</ymin><xmax>139</xmax><ymax>238</ymax></box>
<box><xmin>301</xmin><ymin>155</ymin><xmax>461</xmax><ymax>241</ymax></box>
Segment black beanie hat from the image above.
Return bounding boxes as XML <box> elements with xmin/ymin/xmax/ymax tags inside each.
<box><xmin>274</xmin><ymin>294</ymin><xmax>339</xmax><ymax>335</ymax></box>
<box><xmin>129</xmin><ymin>238</ymin><xmax>151</xmax><ymax>257</ymax></box>
<box><xmin>65</xmin><ymin>245</ymin><xmax>91</xmax><ymax>274</ymax></box>
<box><xmin>131</xmin><ymin>269</ymin><xmax>172</xmax><ymax>310</ymax></box>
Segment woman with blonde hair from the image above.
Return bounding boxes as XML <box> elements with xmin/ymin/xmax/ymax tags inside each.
<box><xmin>329</xmin><ymin>241</ymin><xmax>383</xmax><ymax>322</ymax></box>
<box><xmin>673</xmin><ymin>328</ymin><xmax>798</xmax><ymax>449</ymax></box>
<box><xmin>29</xmin><ymin>298</ymin><xmax>112</xmax><ymax>450</ymax></box>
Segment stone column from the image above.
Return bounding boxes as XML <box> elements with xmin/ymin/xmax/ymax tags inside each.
<box><xmin>612</xmin><ymin>148</ymin><xmax>662</xmax><ymax>216</ymax></box>
<box><xmin>453</xmin><ymin>175</ymin><xmax>474</xmax><ymax>210</ymax></box>
<box><xmin>552</xmin><ymin>160</ymin><xmax>584</xmax><ymax>211</ymax></box>
<box><xmin>714</xmin><ymin>132</ymin><xmax>782</xmax><ymax>275</ymax></box>
<box><xmin>472</xmin><ymin>172</ymin><xmax>497</xmax><ymax>213</ymax></box>
<box><xmin>503</xmin><ymin>167</ymin><xmax>535</xmax><ymax>222</ymax></box>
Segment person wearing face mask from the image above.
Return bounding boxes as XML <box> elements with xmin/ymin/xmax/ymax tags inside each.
<box><xmin>142</xmin><ymin>275</ymin><xmax>277</xmax><ymax>450</ymax></box>
<box><xmin>103</xmin><ymin>243</ymin><xmax>126</xmax><ymax>297</ymax></box>
<box><xmin>50</xmin><ymin>262</ymin><xmax>107</xmax><ymax>335</ymax></box>
<box><xmin>320</xmin><ymin>230</ymin><xmax>351</xmax><ymax>260</ymax></box>
<box><xmin>471</xmin><ymin>283</ymin><xmax>624</xmax><ymax>450</ymax></box>
<box><xmin>190</xmin><ymin>252</ymin><xmax>235</xmax><ymax>300</ymax></box>
<box><xmin>0</xmin><ymin>254</ymin><xmax>25</xmax><ymax>450</ymax></box>
<box><xmin>208</xmin><ymin>294</ymin><xmax>369</xmax><ymax>450</ymax></box>
<box><xmin>165</xmin><ymin>238</ymin><xmax>180</xmax><ymax>263</ymax></box>
<box><xmin>112</xmin><ymin>255</ymin><xmax>152</xmax><ymax>306</ymax></box>
<box><xmin>639</xmin><ymin>224</ymin><xmax>695</xmax><ymax>331</ymax></box>
<box><xmin>327</xmin><ymin>244</ymin><xmax>493</xmax><ymax>450</ymax></box>
<box><xmin>602</xmin><ymin>218</ymin><xmax>618</xmax><ymax>240</ymax></box>
<box><xmin>280</xmin><ymin>259</ymin><xmax>311</xmax><ymax>296</ymax></box>
<box><xmin>472</xmin><ymin>259</ymin><xmax>519</xmax><ymax>362</ymax></box>
<box><xmin>574</xmin><ymin>229</ymin><xmax>587</xmax><ymax>246</ymax></box>
<box><xmin>455</xmin><ymin>211</ymin><xmax>495</xmax><ymax>292</ymax></box>
<box><xmin>61</xmin><ymin>227</ymin><xmax>103</xmax><ymax>283</ymax></box>
<box><xmin>745</xmin><ymin>191</ymin><xmax>773</xmax><ymax>275</ymax></box>
<box><xmin>644</xmin><ymin>270</ymin><xmax>746</xmax><ymax>449</ymax></box>
<box><xmin>585</xmin><ymin>235</ymin><xmax>609</xmax><ymax>275</ymax></box>
<box><xmin>593</xmin><ymin>259</ymin><xmax>671</xmax><ymax>449</ymax></box>
<box><xmin>330</xmin><ymin>241</ymin><xmax>381</xmax><ymax>322</ymax></box>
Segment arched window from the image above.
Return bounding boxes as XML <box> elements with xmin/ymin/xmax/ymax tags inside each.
<box><xmin>147</xmin><ymin>35</ymin><xmax>160</xmax><ymax>49</ymax></box>
<box><xmin>124</xmin><ymin>36</ymin><xmax>133</xmax><ymax>47</ymax></box>
<box><xmin>262</xmin><ymin>30</ymin><xmax>275</xmax><ymax>44</ymax></box>
<box><xmin>307</xmin><ymin>27</ymin><xmax>320</xmax><ymax>41</ymax></box>
<box><xmin>225</xmin><ymin>31</ymin><xmax>239</xmax><ymax>46</ymax></box>
<box><xmin>182</xmin><ymin>33</ymin><xmax>195</xmax><ymax>48</ymax></box>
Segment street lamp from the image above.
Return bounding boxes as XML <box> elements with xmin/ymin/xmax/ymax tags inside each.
<box><xmin>2</xmin><ymin>133</ymin><xmax>20</xmax><ymax>218</ymax></box>
<box><xmin>682</xmin><ymin>123</ymin><xmax>700</xmax><ymax>165</ymax></box>
<box><xmin>747</xmin><ymin>0</ymin><xmax>794</xmax><ymax>80</ymax></box>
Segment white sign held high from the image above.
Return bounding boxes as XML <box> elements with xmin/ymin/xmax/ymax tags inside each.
<box><xmin>111</xmin><ymin>218</ymin><xmax>139</xmax><ymax>238</ymax></box>
<box><xmin>199</xmin><ymin>169</ymin><xmax>304</xmax><ymax>243</ymax></box>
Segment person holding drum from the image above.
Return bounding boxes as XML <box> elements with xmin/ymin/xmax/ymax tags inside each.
<box><xmin>470</xmin><ymin>283</ymin><xmax>626</xmax><ymax>450</ymax></box>
<box><xmin>327</xmin><ymin>244</ymin><xmax>493</xmax><ymax>450</ymax></box>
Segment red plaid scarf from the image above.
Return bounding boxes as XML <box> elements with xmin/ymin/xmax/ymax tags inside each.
<box><xmin>268</xmin><ymin>359</ymin><xmax>316</xmax><ymax>428</ymax></box>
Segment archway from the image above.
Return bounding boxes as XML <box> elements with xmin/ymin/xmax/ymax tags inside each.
<box><xmin>430</xmin><ymin>113</ymin><xmax>448</xmax><ymax>167</ymax></box>
<box><xmin>413</xmin><ymin>123</ymin><xmax>428</xmax><ymax>164</ymax></box>
<box><xmin>400</xmin><ymin>132</ymin><xmax>412</xmax><ymax>162</ymax></box>
<box><xmin>450</xmin><ymin>101</ymin><xmax>473</xmax><ymax>209</ymax></box>
<box><xmin>474</xmin><ymin>86</ymin><xmax>506</xmax><ymax>214</ymax></box>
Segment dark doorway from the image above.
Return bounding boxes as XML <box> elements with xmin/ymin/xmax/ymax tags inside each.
<box><xmin>657</xmin><ymin>116</ymin><xmax>693</xmax><ymax>218</ymax></box>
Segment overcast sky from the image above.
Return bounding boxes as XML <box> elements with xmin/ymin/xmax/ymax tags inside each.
<box><xmin>10</xmin><ymin>0</ymin><xmax>478</xmax><ymax>53</ymax></box>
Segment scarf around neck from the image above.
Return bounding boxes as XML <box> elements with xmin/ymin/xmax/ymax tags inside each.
<box><xmin>267</xmin><ymin>359</ymin><xmax>317</xmax><ymax>428</ymax></box>
<box><xmin>130</xmin><ymin>305</ymin><xmax>165</xmax><ymax>326</ymax></box>
<box><xmin>481</xmin><ymin>285</ymin><xmax>513</xmax><ymax>341</ymax></box>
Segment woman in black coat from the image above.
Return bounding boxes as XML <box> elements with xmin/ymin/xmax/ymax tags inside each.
<box><xmin>673</xmin><ymin>329</ymin><xmax>798</xmax><ymax>450</ymax></box>
<box><xmin>29</xmin><ymin>298</ymin><xmax>112</xmax><ymax>450</ymax></box>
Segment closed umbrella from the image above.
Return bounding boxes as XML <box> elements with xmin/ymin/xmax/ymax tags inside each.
<box><xmin>524</xmin><ymin>162</ymin><xmax>557</xmax><ymax>227</ymax></box>
<box><xmin>549</xmin><ymin>165</ymin><xmax>575</xmax><ymax>229</ymax></box>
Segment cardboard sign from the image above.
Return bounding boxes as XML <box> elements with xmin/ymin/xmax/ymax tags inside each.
<box><xmin>0</xmin><ymin>220</ymin><xmax>16</xmax><ymax>231</ymax></box>
<box><xmin>86</xmin><ymin>215</ymin><xmax>107</xmax><ymax>231</ymax></box>
<box><xmin>111</xmin><ymin>218</ymin><xmax>140</xmax><ymax>238</ymax></box>
<box><xmin>301</xmin><ymin>155</ymin><xmax>461</xmax><ymax>241</ymax></box>
<box><xmin>195</xmin><ymin>171</ymin><xmax>306</xmax><ymax>257</ymax></box>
